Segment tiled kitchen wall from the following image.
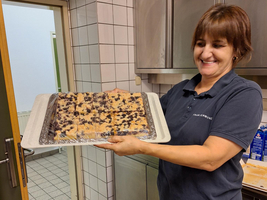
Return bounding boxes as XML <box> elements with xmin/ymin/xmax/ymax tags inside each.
<box><xmin>68</xmin><ymin>0</ymin><xmax>164</xmax><ymax>94</ymax></box>
<box><xmin>68</xmin><ymin>0</ymin><xmax>166</xmax><ymax>199</ymax></box>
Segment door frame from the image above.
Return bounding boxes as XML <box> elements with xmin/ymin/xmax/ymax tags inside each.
<box><xmin>0</xmin><ymin>0</ymin><xmax>81</xmax><ymax>199</ymax></box>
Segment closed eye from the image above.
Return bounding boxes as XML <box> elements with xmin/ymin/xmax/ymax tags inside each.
<box><xmin>196</xmin><ymin>41</ymin><xmax>205</xmax><ymax>47</ymax></box>
<box><xmin>213</xmin><ymin>44</ymin><xmax>224</xmax><ymax>48</ymax></box>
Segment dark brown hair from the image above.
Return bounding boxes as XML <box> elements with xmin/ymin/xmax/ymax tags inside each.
<box><xmin>191</xmin><ymin>3</ymin><xmax>252</xmax><ymax>67</ymax></box>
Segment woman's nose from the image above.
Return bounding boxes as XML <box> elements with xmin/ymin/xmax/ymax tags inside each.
<box><xmin>201</xmin><ymin>45</ymin><xmax>213</xmax><ymax>58</ymax></box>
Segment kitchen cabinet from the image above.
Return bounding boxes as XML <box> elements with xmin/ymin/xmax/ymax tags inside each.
<box><xmin>172</xmin><ymin>0</ymin><xmax>214</xmax><ymax>69</ymax></box>
<box><xmin>114</xmin><ymin>155</ymin><xmax>147</xmax><ymax>200</ymax></box>
<box><xmin>224</xmin><ymin>0</ymin><xmax>267</xmax><ymax>69</ymax></box>
<box><xmin>135</xmin><ymin>0</ymin><xmax>218</xmax><ymax>73</ymax></box>
<box><xmin>135</xmin><ymin>0</ymin><xmax>166</xmax><ymax>69</ymax></box>
<box><xmin>135</xmin><ymin>0</ymin><xmax>267</xmax><ymax>76</ymax></box>
<box><xmin>114</xmin><ymin>154</ymin><xmax>267</xmax><ymax>199</ymax></box>
<box><xmin>147</xmin><ymin>166</ymin><xmax>160</xmax><ymax>200</ymax></box>
<box><xmin>114</xmin><ymin>154</ymin><xmax>159</xmax><ymax>200</ymax></box>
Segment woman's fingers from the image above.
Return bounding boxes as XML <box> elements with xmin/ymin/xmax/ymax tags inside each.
<box><xmin>107</xmin><ymin>136</ymin><xmax>124</xmax><ymax>143</ymax></box>
<box><xmin>94</xmin><ymin>143</ymin><xmax>115</xmax><ymax>150</ymax></box>
<box><xmin>94</xmin><ymin>136</ymin><xmax>124</xmax><ymax>150</ymax></box>
<box><xmin>113</xmin><ymin>88</ymin><xmax>129</xmax><ymax>93</ymax></box>
<box><xmin>104</xmin><ymin>88</ymin><xmax>129</xmax><ymax>93</ymax></box>
<box><xmin>94</xmin><ymin>136</ymin><xmax>144</xmax><ymax>156</ymax></box>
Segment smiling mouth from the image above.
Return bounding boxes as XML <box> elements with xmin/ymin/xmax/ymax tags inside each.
<box><xmin>201</xmin><ymin>60</ymin><xmax>216</xmax><ymax>64</ymax></box>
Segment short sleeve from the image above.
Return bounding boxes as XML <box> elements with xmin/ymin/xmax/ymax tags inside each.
<box><xmin>210</xmin><ymin>88</ymin><xmax>262</xmax><ymax>150</ymax></box>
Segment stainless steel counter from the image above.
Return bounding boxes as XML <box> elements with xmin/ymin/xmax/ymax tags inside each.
<box><xmin>126</xmin><ymin>154</ymin><xmax>159</xmax><ymax>169</ymax></box>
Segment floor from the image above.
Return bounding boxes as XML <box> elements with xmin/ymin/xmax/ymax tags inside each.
<box><xmin>26</xmin><ymin>149</ymin><xmax>71</xmax><ymax>200</ymax></box>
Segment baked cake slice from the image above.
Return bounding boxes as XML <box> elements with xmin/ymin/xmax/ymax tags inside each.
<box><xmin>76</xmin><ymin>92</ymin><xmax>94</xmax><ymax>114</ymax></box>
<box><xmin>113</xmin><ymin>111</ymin><xmax>149</xmax><ymax>137</ymax></box>
<box><xmin>126</xmin><ymin>93</ymin><xmax>146</xmax><ymax>113</ymax></box>
<box><xmin>108</xmin><ymin>93</ymin><xmax>131</xmax><ymax>112</ymax></box>
<box><xmin>108</xmin><ymin>92</ymin><xmax>146</xmax><ymax>113</ymax></box>
<box><xmin>53</xmin><ymin>113</ymin><xmax>79</xmax><ymax>140</ymax></box>
<box><xmin>95</xmin><ymin>112</ymin><xmax>114</xmax><ymax>138</ymax></box>
<box><xmin>57</xmin><ymin>92</ymin><xmax>76</xmax><ymax>113</ymax></box>
<box><xmin>92</xmin><ymin>92</ymin><xmax>110</xmax><ymax>112</ymax></box>
<box><xmin>77</xmin><ymin>112</ymin><xmax>97</xmax><ymax>139</ymax></box>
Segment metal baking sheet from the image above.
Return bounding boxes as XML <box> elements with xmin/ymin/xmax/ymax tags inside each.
<box><xmin>21</xmin><ymin>92</ymin><xmax>170</xmax><ymax>148</ymax></box>
<box><xmin>39</xmin><ymin>92</ymin><xmax>156</xmax><ymax>144</ymax></box>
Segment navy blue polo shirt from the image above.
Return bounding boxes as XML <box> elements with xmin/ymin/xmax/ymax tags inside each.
<box><xmin>158</xmin><ymin>70</ymin><xmax>263</xmax><ymax>200</ymax></box>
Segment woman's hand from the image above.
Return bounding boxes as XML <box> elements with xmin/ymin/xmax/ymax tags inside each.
<box><xmin>105</xmin><ymin>88</ymin><xmax>129</xmax><ymax>93</ymax></box>
<box><xmin>94</xmin><ymin>136</ymin><xmax>146</xmax><ymax>156</ymax></box>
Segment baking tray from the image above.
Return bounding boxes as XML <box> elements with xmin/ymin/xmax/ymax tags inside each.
<box><xmin>21</xmin><ymin>92</ymin><xmax>170</xmax><ymax>148</ymax></box>
<box><xmin>241</xmin><ymin>159</ymin><xmax>267</xmax><ymax>193</ymax></box>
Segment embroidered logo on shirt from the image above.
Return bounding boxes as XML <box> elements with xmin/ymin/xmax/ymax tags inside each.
<box><xmin>193</xmin><ymin>113</ymin><xmax>213</xmax><ymax>120</ymax></box>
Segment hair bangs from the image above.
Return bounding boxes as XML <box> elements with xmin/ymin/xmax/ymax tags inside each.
<box><xmin>194</xmin><ymin>17</ymin><xmax>235</xmax><ymax>46</ymax></box>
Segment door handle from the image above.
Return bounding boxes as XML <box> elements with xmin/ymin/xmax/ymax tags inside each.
<box><xmin>23</xmin><ymin>147</ymin><xmax>35</xmax><ymax>158</ymax></box>
<box><xmin>1</xmin><ymin>137</ymin><xmax>17</xmax><ymax>188</ymax></box>
<box><xmin>0</xmin><ymin>157</ymin><xmax>9</xmax><ymax>164</ymax></box>
<box><xmin>1</xmin><ymin>136</ymin><xmax>35</xmax><ymax>188</ymax></box>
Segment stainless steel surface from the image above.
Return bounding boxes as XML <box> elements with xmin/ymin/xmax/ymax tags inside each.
<box><xmin>135</xmin><ymin>0</ymin><xmax>267</xmax><ymax>79</ymax></box>
<box><xmin>166</xmin><ymin>0</ymin><xmax>173</xmax><ymax>69</ymax></box>
<box><xmin>240</xmin><ymin>75</ymin><xmax>267</xmax><ymax>90</ymax></box>
<box><xmin>136</xmin><ymin>67</ymin><xmax>267</xmax><ymax>76</ymax></box>
<box><xmin>1</xmin><ymin>138</ymin><xmax>18</xmax><ymax>188</ymax></box>
<box><xmin>148</xmin><ymin>73</ymin><xmax>194</xmax><ymax>85</ymax></box>
<box><xmin>135</xmin><ymin>67</ymin><xmax>199</xmax><ymax>74</ymax></box>
<box><xmin>135</xmin><ymin>0</ymin><xmax>166</xmax><ymax>69</ymax></box>
<box><xmin>127</xmin><ymin>154</ymin><xmax>159</xmax><ymax>169</ymax></box>
<box><xmin>225</xmin><ymin>0</ymin><xmax>267</xmax><ymax>68</ymax></box>
<box><xmin>172</xmin><ymin>0</ymin><xmax>214</xmax><ymax>69</ymax></box>
<box><xmin>148</xmin><ymin>73</ymin><xmax>267</xmax><ymax>88</ymax></box>
<box><xmin>147</xmin><ymin>166</ymin><xmax>160</xmax><ymax>200</ymax></box>
<box><xmin>114</xmin><ymin>155</ymin><xmax>147</xmax><ymax>200</ymax></box>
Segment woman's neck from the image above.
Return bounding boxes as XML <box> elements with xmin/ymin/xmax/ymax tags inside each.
<box><xmin>194</xmin><ymin>77</ymin><xmax>218</xmax><ymax>95</ymax></box>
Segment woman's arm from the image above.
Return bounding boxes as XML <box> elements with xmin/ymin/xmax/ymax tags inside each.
<box><xmin>95</xmin><ymin>135</ymin><xmax>242</xmax><ymax>172</ymax></box>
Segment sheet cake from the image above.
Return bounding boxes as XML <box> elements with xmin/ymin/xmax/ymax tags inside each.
<box><xmin>51</xmin><ymin>92</ymin><xmax>150</xmax><ymax>142</ymax></box>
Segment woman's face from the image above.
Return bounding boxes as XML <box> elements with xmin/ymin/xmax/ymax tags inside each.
<box><xmin>193</xmin><ymin>34</ymin><xmax>235</xmax><ymax>80</ymax></box>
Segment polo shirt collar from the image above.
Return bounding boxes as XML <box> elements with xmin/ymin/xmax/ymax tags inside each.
<box><xmin>183</xmin><ymin>69</ymin><xmax>238</xmax><ymax>97</ymax></box>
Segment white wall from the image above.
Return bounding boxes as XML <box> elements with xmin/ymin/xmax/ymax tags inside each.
<box><xmin>3</xmin><ymin>4</ymin><xmax>57</xmax><ymax>112</ymax></box>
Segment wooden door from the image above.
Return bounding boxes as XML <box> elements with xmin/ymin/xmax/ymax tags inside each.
<box><xmin>0</xmin><ymin>1</ymin><xmax>28</xmax><ymax>199</ymax></box>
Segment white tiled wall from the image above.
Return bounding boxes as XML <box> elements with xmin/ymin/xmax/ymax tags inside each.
<box><xmin>81</xmin><ymin>146</ymin><xmax>114</xmax><ymax>200</ymax></box>
<box><xmin>69</xmin><ymin>0</ymin><xmax>163</xmax><ymax>94</ymax></box>
<box><xmin>68</xmin><ymin>0</ymin><xmax>165</xmax><ymax>199</ymax></box>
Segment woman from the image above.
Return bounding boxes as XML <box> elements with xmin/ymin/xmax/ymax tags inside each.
<box><xmin>96</xmin><ymin>4</ymin><xmax>263</xmax><ymax>200</ymax></box>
